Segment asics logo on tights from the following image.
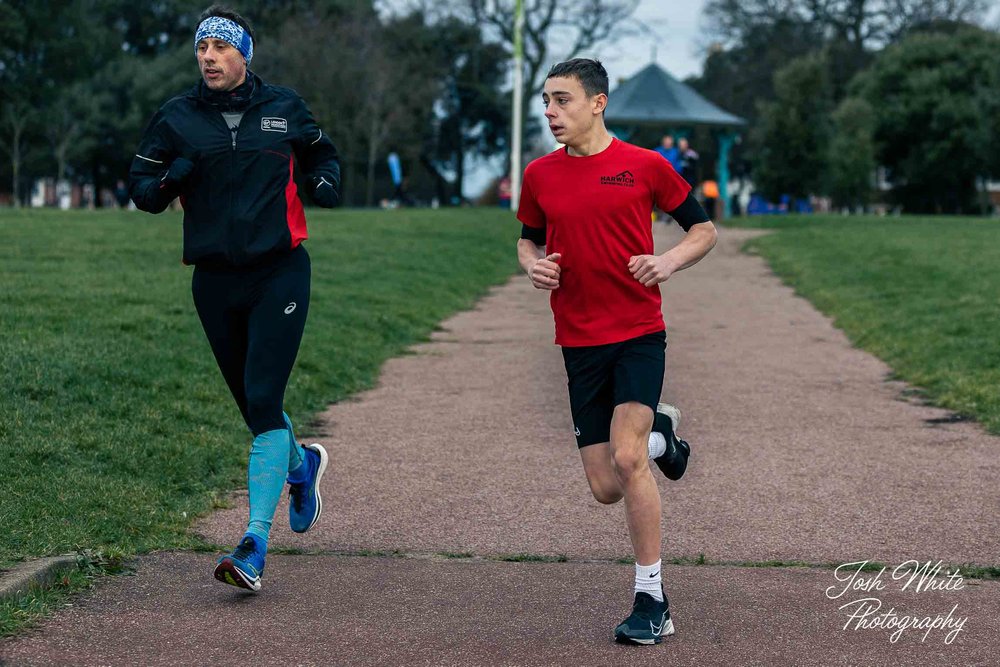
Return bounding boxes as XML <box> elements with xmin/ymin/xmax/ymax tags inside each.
<box><xmin>284</xmin><ymin>302</ymin><xmax>297</xmax><ymax>315</ymax></box>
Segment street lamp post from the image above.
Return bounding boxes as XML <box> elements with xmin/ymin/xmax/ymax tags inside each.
<box><xmin>509</xmin><ymin>0</ymin><xmax>524</xmax><ymax>214</ymax></box>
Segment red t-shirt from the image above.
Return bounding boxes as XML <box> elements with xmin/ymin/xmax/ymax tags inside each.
<box><xmin>518</xmin><ymin>138</ymin><xmax>690</xmax><ymax>347</ymax></box>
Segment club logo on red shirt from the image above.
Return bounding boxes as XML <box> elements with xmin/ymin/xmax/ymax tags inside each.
<box><xmin>600</xmin><ymin>170</ymin><xmax>635</xmax><ymax>187</ymax></box>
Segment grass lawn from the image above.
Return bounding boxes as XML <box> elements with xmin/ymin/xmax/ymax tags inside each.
<box><xmin>0</xmin><ymin>207</ymin><xmax>518</xmax><ymax>574</ymax></box>
<box><xmin>724</xmin><ymin>214</ymin><xmax>1000</xmax><ymax>433</ymax></box>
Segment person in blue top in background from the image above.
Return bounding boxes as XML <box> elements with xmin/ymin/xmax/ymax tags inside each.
<box><xmin>654</xmin><ymin>135</ymin><xmax>682</xmax><ymax>173</ymax></box>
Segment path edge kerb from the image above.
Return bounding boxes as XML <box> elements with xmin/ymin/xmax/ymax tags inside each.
<box><xmin>0</xmin><ymin>556</ymin><xmax>79</xmax><ymax>602</ymax></box>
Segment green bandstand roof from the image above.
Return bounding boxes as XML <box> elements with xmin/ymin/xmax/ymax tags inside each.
<box><xmin>605</xmin><ymin>63</ymin><xmax>746</xmax><ymax>128</ymax></box>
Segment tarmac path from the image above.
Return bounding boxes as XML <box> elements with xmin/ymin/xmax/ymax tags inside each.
<box><xmin>3</xmin><ymin>225</ymin><xmax>997</xmax><ymax>666</ymax></box>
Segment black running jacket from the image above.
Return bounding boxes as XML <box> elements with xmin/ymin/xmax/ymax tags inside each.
<box><xmin>129</xmin><ymin>73</ymin><xmax>340</xmax><ymax>267</ymax></box>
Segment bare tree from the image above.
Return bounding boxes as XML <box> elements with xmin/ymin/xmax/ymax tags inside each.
<box><xmin>267</xmin><ymin>9</ymin><xmax>442</xmax><ymax>206</ymax></box>
<box><xmin>706</xmin><ymin>0</ymin><xmax>990</xmax><ymax>50</ymax></box>
<box><xmin>877</xmin><ymin>0</ymin><xmax>990</xmax><ymax>40</ymax></box>
<box><xmin>704</xmin><ymin>0</ymin><xmax>809</xmax><ymax>49</ymax></box>
<box><xmin>462</xmin><ymin>0</ymin><xmax>639</xmax><ymax>143</ymax></box>
<box><xmin>45</xmin><ymin>88</ymin><xmax>92</xmax><ymax>185</ymax></box>
<box><xmin>467</xmin><ymin>0</ymin><xmax>638</xmax><ymax>92</ymax></box>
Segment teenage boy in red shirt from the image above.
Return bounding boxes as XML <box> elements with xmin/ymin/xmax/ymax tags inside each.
<box><xmin>516</xmin><ymin>58</ymin><xmax>717</xmax><ymax>645</ymax></box>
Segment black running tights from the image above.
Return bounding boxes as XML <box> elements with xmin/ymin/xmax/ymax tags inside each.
<box><xmin>191</xmin><ymin>247</ymin><xmax>310</xmax><ymax>436</ymax></box>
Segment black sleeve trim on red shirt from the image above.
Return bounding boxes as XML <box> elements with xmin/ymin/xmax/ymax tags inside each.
<box><xmin>668</xmin><ymin>193</ymin><xmax>711</xmax><ymax>231</ymax></box>
<box><xmin>521</xmin><ymin>223</ymin><xmax>546</xmax><ymax>246</ymax></box>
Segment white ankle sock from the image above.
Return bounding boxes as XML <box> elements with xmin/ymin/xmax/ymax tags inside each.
<box><xmin>647</xmin><ymin>431</ymin><xmax>667</xmax><ymax>459</ymax></box>
<box><xmin>635</xmin><ymin>560</ymin><xmax>664</xmax><ymax>601</ymax></box>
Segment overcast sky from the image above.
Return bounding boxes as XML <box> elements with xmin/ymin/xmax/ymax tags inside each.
<box><xmin>544</xmin><ymin>1</ymin><xmax>712</xmax><ymax>138</ymax></box>
<box><xmin>461</xmin><ymin>0</ymin><xmax>712</xmax><ymax>197</ymax></box>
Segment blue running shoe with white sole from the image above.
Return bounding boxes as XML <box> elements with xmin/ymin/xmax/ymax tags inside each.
<box><xmin>614</xmin><ymin>590</ymin><xmax>675</xmax><ymax>645</ymax></box>
<box><xmin>288</xmin><ymin>443</ymin><xmax>328</xmax><ymax>533</ymax></box>
<box><xmin>214</xmin><ymin>535</ymin><xmax>265</xmax><ymax>592</ymax></box>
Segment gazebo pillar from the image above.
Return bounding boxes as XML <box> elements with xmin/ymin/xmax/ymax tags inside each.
<box><xmin>717</xmin><ymin>132</ymin><xmax>738</xmax><ymax>219</ymax></box>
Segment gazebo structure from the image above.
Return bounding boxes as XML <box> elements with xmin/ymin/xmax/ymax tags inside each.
<box><xmin>605</xmin><ymin>63</ymin><xmax>746</xmax><ymax>218</ymax></box>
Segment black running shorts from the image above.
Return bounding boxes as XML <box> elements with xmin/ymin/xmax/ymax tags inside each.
<box><xmin>561</xmin><ymin>330</ymin><xmax>666</xmax><ymax>448</ymax></box>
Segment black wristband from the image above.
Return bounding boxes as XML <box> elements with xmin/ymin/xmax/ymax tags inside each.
<box><xmin>668</xmin><ymin>193</ymin><xmax>711</xmax><ymax>231</ymax></box>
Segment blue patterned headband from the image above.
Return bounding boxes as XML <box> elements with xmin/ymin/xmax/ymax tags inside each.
<box><xmin>195</xmin><ymin>16</ymin><xmax>253</xmax><ymax>65</ymax></box>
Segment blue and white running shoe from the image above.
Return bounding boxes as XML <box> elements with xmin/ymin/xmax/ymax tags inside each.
<box><xmin>288</xmin><ymin>443</ymin><xmax>328</xmax><ymax>533</ymax></box>
<box><xmin>214</xmin><ymin>535</ymin><xmax>265</xmax><ymax>592</ymax></box>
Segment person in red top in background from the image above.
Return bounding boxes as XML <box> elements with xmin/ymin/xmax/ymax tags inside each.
<box><xmin>516</xmin><ymin>58</ymin><xmax>717</xmax><ymax>647</ymax></box>
<box><xmin>498</xmin><ymin>175</ymin><xmax>513</xmax><ymax>209</ymax></box>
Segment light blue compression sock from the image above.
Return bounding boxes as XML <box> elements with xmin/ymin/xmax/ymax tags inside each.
<box><xmin>246</xmin><ymin>429</ymin><xmax>292</xmax><ymax>543</ymax></box>
<box><xmin>283</xmin><ymin>411</ymin><xmax>305</xmax><ymax>475</ymax></box>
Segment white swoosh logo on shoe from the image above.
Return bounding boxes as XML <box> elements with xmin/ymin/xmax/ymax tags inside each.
<box><xmin>650</xmin><ymin>614</ymin><xmax>666</xmax><ymax>635</ymax></box>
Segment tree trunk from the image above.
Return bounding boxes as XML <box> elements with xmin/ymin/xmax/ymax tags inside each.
<box><xmin>366</xmin><ymin>116</ymin><xmax>379</xmax><ymax>207</ymax></box>
<box><xmin>342</xmin><ymin>161</ymin><xmax>355</xmax><ymax>207</ymax></box>
<box><xmin>91</xmin><ymin>160</ymin><xmax>102</xmax><ymax>209</ymax></box>
<box><xmin>4</xmin><ymin>108</ymin><xmax>26</xmax><ymax>208</ymax></box>
<box><xmin>56</xmin><ymin>144</ymin><xmax>68</xmax><ymax>186</ymax></box>
<box><xmin>11</xmin><ymin>136</ymin><xmax>21</xmax><ymax>208</ymax></box>
<box><xmin>11</xmin><ymin>154</ymin><xmax>21</xmax><ymax>208</ymax></box>
<box><xmin>48</xmin><ymin>109</ymin><xmax>76</xmax><ymax>192</ymax></box>
<box><xmin>420</xmin><ymin>154</ymin><xmax>448</xmax><ymax>205</ymax></box>
<box><xmin>455</xmin><ymin>144</ymin><xmax>466</xmax><ymax>204</ymax></box>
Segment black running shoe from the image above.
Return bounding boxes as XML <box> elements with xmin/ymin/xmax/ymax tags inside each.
<box><xmin>652</xmin><ymin>403</ymin><xmax>690</xmax><ymax>481</ymax></box>
<box><xmin>614</xmin><ymin>590</ymin><xmax>675</xmax><ymax>645</ymax></box>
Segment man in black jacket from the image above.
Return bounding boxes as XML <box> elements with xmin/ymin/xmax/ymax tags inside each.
<box><xmin>130</xmin><ymin>4</ymin><xmax>339</xmax><ymax>592</ymax></box>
